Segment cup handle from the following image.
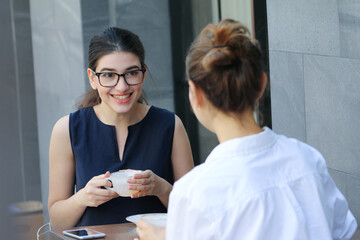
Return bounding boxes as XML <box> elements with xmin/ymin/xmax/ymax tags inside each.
<box><xmin>107</xmin><ymin>179</ymin><xmax>113</xmax><ymax>187</ymax></box>
<box><xmin>105</xmin><ymin>178</ymin><xmax>115</xmax><ymax>191</ymax></box>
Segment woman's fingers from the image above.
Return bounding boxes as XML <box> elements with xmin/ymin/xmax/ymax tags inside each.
<box><xmin>136</xmin><ymin>218</ymin><xmax>149</xmax><ymax>229</ymax></box>
<box><xmin>135</xmin><ymin>218</ymin><xmax>166</xmax><ymax>240</ymax></box>
<box><xmin>127</xmin><ymin>169</ymin><xmax>169</xmax><ymax>198</ymax></box>
<box><xmin>80</xmin><ymin>171</ymin><xmax>119</xmax><ymax>207</ymax></box>
<box><xmin>131</xmin><ymin>191</ymin><xmax>148</xmax><ymax>198</ymax></box>
<box><xmin>129</xmin><ymin>184</ymin><xmax>150</xmax><ymax>192</ymax></box>
<box><xmin>128</xmin><ymin>178</ymin><xmax>150</xmax><ymax>185</ymax></box>
<box><xmin>86</xmin><ymin>186</ymin><xmax>117</xmax><ymax>197</ymax></box>
<box><xmin>134</xmin><ymin>170</ymin><xmax>152</xmax><ymax>179</ymax></box>
<box><xmin>89</xmin><ymin>175</ymin><xmax>113</xmax><ymax>188</ymax></box>
<box><xmin>83</xmin><ymin>187</ymin><xmax>118</xmax><ymax>206</ymax></box>
<box><xmin>85</xmin><ymin>172</ymin><xmax>117</xmax><ymax>196</ymax></box>
<box><xmin>131</xmin><ymin>170</ymin><xmax>153</xmax><ymax>183</ymax></box>
<box><xmin>135</xmin><ymin>218</ymin><xmax>150</xmax><ymax>238</ymax></box>
<box><xmin>92</xmin><ymin>171</ymin><xmax>110</xmax><ymax>180</ymax></box>
<box><xmin>104</xmin><ymin>171</ymin><xmax>111</xmax><ymax>177</ymax></box>
<box><xmin>128</xmin><ymin>170</ymin><xmax>153</xmax><ymax>185</ymax></box>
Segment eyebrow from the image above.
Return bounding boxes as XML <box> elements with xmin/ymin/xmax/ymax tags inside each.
<box><xmin>98</xmin><ymin>65</ymin><xmax>141</xmax><ymax>72</ymax></box>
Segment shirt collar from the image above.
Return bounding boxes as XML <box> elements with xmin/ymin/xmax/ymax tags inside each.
<box><xmin>206</xmin><ymin>127</ymin><xmax>277</xmax><ymax>163</ymax></box>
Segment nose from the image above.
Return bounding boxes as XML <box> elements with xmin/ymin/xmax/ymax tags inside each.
<box><xmin>114</xmin><ymin>76</ymin><xmax>129</xmax><ymax>91</ymax></box>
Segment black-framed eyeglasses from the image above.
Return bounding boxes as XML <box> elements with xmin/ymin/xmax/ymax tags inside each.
<box><xmin>92</xmin><ymin>68</ymin><xmax>146</xmax><ymax>87</ymax></box>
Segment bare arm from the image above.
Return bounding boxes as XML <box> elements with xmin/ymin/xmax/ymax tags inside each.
<box><xmin>170</xmin><ymin>115</ymin><xmax>194</xmax><ymax>181</ymax></box>
<box><xmin>128</xmin><ymin>115</ymin><xmax>194</xmax><ymax>208</ymax></box>
<box><xmin>48</xmin><ymin>116</ymin><xmax>117</xmax><ymax>229</ymax></box>
<box><xmin>158</xmin><ymin>115</ymin><xmax>194</xmax><ymax>207</ymax></box>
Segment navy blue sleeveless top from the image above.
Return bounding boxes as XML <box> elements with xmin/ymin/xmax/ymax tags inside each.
<box><xmin>69</xmin><ymin>106</ymin><xmax>175</xmax><ymax>226</ymax></box>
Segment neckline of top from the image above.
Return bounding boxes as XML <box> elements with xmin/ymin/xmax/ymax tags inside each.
<box><xmin>90</xmin><ymin>105</ymin><xmax>153</xmax><ymax>129</ymax></box>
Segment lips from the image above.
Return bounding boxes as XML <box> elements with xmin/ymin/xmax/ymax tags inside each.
<box><xmin>113</xmin><ymin>94</ymin><xmax>131</xmax><ymax>100</ymax></box>
<box><xmin>112</xmin><ymin>93</ymin><xmax>132</xmax><ymax>103</ymax></box>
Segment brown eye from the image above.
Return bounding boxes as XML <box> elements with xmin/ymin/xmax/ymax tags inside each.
<box><xmin>126</xmin><ymin>70</ymin><xmax>140</xmax><ymax>77</ymax></box>
<box><xmin>101</xmin><ymin>72</ymin><xmax>115</xmax><ymax>78</ymax></box>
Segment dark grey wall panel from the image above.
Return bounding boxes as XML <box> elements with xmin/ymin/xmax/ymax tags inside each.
<box><xmin>267</xmin><ymin>0</ymin><xmax>360</xmax><ymax>224</ymax></box>
<box><xmin>269</xmin><ymin>52</ymin><xmax>306</xmax><ymax>142</ymax></box>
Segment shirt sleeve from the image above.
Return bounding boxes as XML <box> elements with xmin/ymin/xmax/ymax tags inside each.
<box><xmin>166</xmin><ymin>187</ymin><xmax>218</xmax><ymax>240</ymax></box>
<box><xmin>323</xmin><ymin>175</ymin><xmax>358</xmax><ymax>240</ymax></box>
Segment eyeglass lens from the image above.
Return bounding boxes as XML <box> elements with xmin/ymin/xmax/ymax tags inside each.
<box><xmin>99</xmin><ymin>69</ymin><xmax>144</xmax><ymax>86</ymax></box>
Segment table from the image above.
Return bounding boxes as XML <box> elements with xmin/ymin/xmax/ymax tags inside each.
<box><xmin>352</xmin><ymin>228</ymin><xmax>360</xmax><ymax>240</ymax></box>
<box><xmin>51</xmin><ymin>223</ymin><xmax>138</xmax><ymax>240</ymax></box>
<box><xmin>45</xmin><ymin>223</ymin><xmax>360</xmax><ymax>240</ymax></box>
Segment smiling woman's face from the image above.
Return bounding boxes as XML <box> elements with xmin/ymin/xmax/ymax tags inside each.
<box><xmin>88</xmin><ymin>51</ymin><xmax>145</xmax><ymax>115</ymax></box>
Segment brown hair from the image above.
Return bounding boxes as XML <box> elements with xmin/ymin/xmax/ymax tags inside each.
<box><xmin>78</xmin><ymin>27</ymin><xmax>147</xmax><ymax>109</ymax></box>
<box><xmin>185</xmin><ymin>19</ymin><xmax>263</xmax><ymax>115</ymax></box>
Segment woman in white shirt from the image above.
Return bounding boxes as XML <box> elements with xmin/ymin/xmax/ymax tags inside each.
<box><xmin>135</xmin><ymin>18</ymin><xmax>357</xmax><ymax>240</ymax></box>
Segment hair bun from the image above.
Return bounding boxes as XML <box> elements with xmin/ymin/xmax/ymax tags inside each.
<box><xmin>200</xmin><ymin>20</ymin><xmax>252</xmax><ymax>71</ymax></box>
<box><xmin>201</xmin><ymin>46</ymin><xmax>233</xmax><ymax>70</ymax></box>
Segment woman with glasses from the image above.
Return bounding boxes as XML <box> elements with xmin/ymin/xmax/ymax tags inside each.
<box><xmin>135</xmin><ymin>19</ymin><xmax>357</xmax><ymax>240</ymax></box>
<box><xmin>48</xmin><ymin>27</ymin><xmax>194</xmax><ymax>229</ymax></box>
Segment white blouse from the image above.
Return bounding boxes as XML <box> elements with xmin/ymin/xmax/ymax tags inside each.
<box><xmin>166</xmin><ymin>128</ymin><xmax>357</xmax><ymax>240</ymax></box>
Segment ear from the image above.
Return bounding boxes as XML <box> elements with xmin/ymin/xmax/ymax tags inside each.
<box><xmin>188</xmin><ymin>80</ymin><xmax>203</xmax><ymax>108</ymax></box>
<box><xmin>257</xmin><ymin>72</ymin><xmax>268</xmax><ymax>100</ymax></box>
<box><xmin>87</xmin><ymin>68</ymin><xmax>98</xmax><ymax>90</ymax></box>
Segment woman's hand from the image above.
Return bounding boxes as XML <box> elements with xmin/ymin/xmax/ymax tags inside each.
<box><xmin>78</xmin><ymin>171</ymin><xmax>119</xmax><ymax>207</ymax></box>
<box><xmin>134</xmin><ymin>218</ymin><xmax>166</xmax><ymax>240</ymax></box>
<box><xmin>127</xmin><ymin>170</ymin><xmax>171</xmax><ymax>199</ymax></box>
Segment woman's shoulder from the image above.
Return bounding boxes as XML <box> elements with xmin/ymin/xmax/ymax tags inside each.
<box><xmin>51</xmin><ymin>114</ymin><xmax>71</xmax><ymax>141</ymax></box>
<box><xmin>145</xmin><ymin>105</ymin><xmax>175</xmax><ymax>125</ymax></box>
<box><xmin>276</xmin><ymin>132</ymin><xmax>325</xmax><ymax>160</ymax></box>
<box><xmin>149</xmin><ymin>105</ymin><xmax>175</xmax><ymax>117</ymax></box>
<box><xmin>69</xmin><ymin>107</ymin><xmax>92</xmax><ymax>118</ymax></box>
<box><xmin>273</xmin><ymin>131</ymin><xmax>328</xmax><ymax>175</ymax></box>
<box><xmin>68</xmin><ymin>107</ymin><xmax>96</xmax><ymax>126</ymax></box>
<box><xmin>53</xmin><ymin>108</ymin><xmax>94</xmax><ymax>133</ymax></box>
<box><xmin>53</xmin><ymin>115</ymin><xmax>69</xmax><ymax>131</ymax></box>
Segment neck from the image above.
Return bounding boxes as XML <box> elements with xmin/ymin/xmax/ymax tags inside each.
<box><xmin>94</xmin><ymin>103</ymin><xmax>147</xmax><ymax>128</ymax></box>
<box><xmin>212</xmin><ymin>109</ymin><xmax>263</xmax><ymax>143</ymax></box>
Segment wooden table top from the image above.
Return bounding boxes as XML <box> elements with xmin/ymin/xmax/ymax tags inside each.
<box><xmin>52</xmin><ymin>223</ymin><xmax>138</xmax><ymax>240</ymax></box>
<box><xmin>50</xmin><ymin>223</ymin><xmax>360</xmax><ymax>240</ymax></box>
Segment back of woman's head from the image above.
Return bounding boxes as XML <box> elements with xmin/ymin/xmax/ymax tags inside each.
<box><xmin>79</xmin><ymin>27</ymin><xmax>146</xmax><ymax>108</ymax></box>
<box><xmin>186</xmin><ymin>19</ymin><xmax>263</xmax><ymax>114</ymax></box>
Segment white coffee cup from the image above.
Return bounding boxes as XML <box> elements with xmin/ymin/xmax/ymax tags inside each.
<box><xmin>105</xmin><ymin>169</ymin><xmax>142</xmax><ymax>197</ymax></box>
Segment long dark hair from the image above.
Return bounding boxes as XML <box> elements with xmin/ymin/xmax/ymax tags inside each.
<box><xmin>78</xmin><ymin>27</ymin><xmax>147</xmax><ymax>109</ymax></box>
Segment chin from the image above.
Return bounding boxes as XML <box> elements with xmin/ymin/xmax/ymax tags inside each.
<box><xmin>116</xmin><ymin>105</ymin><xmax>134</xmax><ymax>114</ymax></box>
<box><xmin>108</xmin><ymin>101</ymin><xmax>134</xmax><ymax>114</ymax></box>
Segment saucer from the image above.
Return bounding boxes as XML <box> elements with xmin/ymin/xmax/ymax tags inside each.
<box><xmin>126</xmin><ymin>213</ymin><xmax>167</xmax><ymax>227</ymax></box>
